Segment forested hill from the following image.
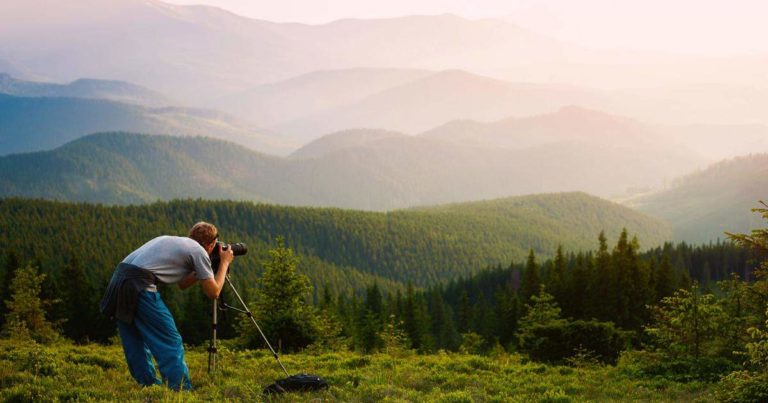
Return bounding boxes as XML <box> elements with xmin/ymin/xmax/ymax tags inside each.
<box><xmin>0</xmin><ymin>95</ymin><xmax>291</xmax><ymax>156</ymax></box>
<box><xmin>0</xmin><ymin>131</ymin><xmax>701</xmax><ymax>210</ymax></box>
<box><xmin>0</xmin><ymin>73</ymin><xmax>172</xmax><ymax>107</ymax></box>
<box><xmin>629</xmin><ymin>153</ymin><xmax>768</xmax><ymax>243</ymax></box>
<box><xmin>0</xmin><ymin>195</ymin><xmax>670</xmax><ymax>291</ymax></box>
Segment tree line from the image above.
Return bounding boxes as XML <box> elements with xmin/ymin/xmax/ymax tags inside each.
<box><xmin>315</xmin><ymin>230</ymin><xmax>754</xmax><ymax>355</ymax></box>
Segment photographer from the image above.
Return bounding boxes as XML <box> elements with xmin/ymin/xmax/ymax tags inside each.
<box><xmin>100</xmin><ymin>222</ymin><xmax>233</xmax><ymax>391</ymax></box>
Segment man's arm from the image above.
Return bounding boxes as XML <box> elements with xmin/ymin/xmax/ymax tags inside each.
<box><xmin>178</xmin><ymin>272</ymin><xmax>197</xmax><ymax>290</ymax></box>
<box><xmin>201</xmin><ymin>244</ymin><xmax>234</xmax><ymax>299</ymax></box>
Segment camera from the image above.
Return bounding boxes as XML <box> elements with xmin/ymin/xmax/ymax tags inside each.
<box><xmin>210</xmin><ymin>241</ymin><xmax>247</xmax><ymax>273</ymax></box>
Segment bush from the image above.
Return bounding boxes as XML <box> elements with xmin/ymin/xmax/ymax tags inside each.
<box><xmin>717</xmin><ymin>370</ymin><xmax>768</xmax><ymax>402</ymax></box>
<box><xmin>618</xmin><ymin>350</ymin><xmax>738</xmax><ymax>383</ymax></box>
<box><xmin>520</xmin><ymin>320</ymin><xmax>627</xmax><ymax>364</ymax></box>
<box><xmin>21</xmin><ymin>346</ymin><xmax>58</xmax><ymax>376</ymax></box>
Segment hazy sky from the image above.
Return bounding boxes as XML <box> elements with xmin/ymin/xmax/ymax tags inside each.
<box><xmin>166</xmin><ymin>0</ymin><xmax>768</xmax><ymax>55</ymax></box>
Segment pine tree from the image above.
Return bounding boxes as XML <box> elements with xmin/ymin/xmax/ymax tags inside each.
<box><xmin>475</xmin><ymin>294</ymin><xmax>498</xmax><ymax>348</ymax></box>
<box><xmin>592</xmin><ymin>231</ymin><xmax>613</xmax><ymax>321</ymax></box>
<box><xmin>60</xmin><ymin>255</ymin><xmax>94</xmax><ymax>342</ymax></box>
<box><xmin>646</xmin><ymin>282</ymin><xmax>722</xmax><ymax>360</ymax></box>
<box><xmin>402</xmin><ymin>284</ymin><xmax>432</xmax><ymax>352</ymax></box>
<box><xmin>242</xmin><ymin>237</ymin><xmax>317</xmax><ymax>351</ymax></box>
<box><xmin>566</xmin><ymin>253</ymin><xmax>589</xmax><ymax>319</ymax></box>
<box><xmin>549</xmin><ymin>245</ymin><xmax>566</xmax><ymax>302</ymax></box>
<box><xmin>320</xmin><ymin>283</ymin><xmax>334</xmax><ymax>310</ymax></box>
<box><xmin>429</xmin><ymin>289</ymin><xmax>459</xmax><ymax>350</ymax></box>
<box><xmin>494</xmin><ymin>285</ymin><xmax>520</xmax><ymax>349</ymax></box>
<box><xmin>0</xmin><ymin>251</ymin><xmax>20</xmax><ymax>326</ymax></box>
<box><xmin>654</xmin><ymin>252</ymin><xmax>677</xmax><ymax>302</ymax></box>
<box><xmin>521</xmin><ymin>249</ymin><xmax>540</xmax><ymax>302</ymax></box>
<box><xmin>517</xmin><ymin>286</ymin><xmax>565</xmax><ymax>349</ymax></box>
<box><xmin>355</xmin><ymin>283</ymin><xmax>384</xmax><ymax>352</ymax></box>
<box><xmin>456</xmin><ymin>289</ymin><xmax>472</xmax><ymax>333</ymax></box>
<box><xmin>2</xmin><ymin>265</ymin><xmax>59</xmax><ymax>343</ymax></box>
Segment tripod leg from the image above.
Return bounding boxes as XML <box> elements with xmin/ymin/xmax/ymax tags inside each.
<box><xmin>225</xmin><ymin>276</ymin><xmax>291</xmax><ymax>378</ymax></box>
<box><xmin>207</xmin><ymin>298</ymin><xmax>218</xmax><ymax>373</ymax></box>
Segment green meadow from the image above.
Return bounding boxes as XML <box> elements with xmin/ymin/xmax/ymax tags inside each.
<box><xmin>0</xmin><ymin>339</ymin><xmax>714</xmax><ymax>402</ymax></box>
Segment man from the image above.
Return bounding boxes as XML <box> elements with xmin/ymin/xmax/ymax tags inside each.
<box><xmin>100</xmin><ymin>222</ymin><xmax>234</xmax><ymax>391</ymax></box>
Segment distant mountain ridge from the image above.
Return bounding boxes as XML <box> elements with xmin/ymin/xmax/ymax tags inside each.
<box><xmin>0</xmin><ymin>73</ymin><xmax>172</xmax><ymax>106</ymax></box>
<box><xmin>0</xmin><ymin>1</ymin><xmax>590</xmax><ymax>102</ymax></box>
<box><xmin>214</xmin><ymin>68</ymin><xmax>433</xmax><ymax>127</ymax></box>
<box><xmin>0</xmin><ymin>129</ymin><xmax>703</xmax><ymax>209</ymax></box>
<box><xmin>629</xmin><ymin>154</ymin><xmax>768</xmax><ymax>243</ymax></box>
<box><xmin>272</xmin><ymin>70</ymin><xmax>608</xmax><ymax>140</ymax></box>
<box><xmin>0</xmin><ymin>94</ymin><xmax>295</xmax><ymax>156</ymax></box>
<box><xmin>421</xmin><ymin>105</ymin><xmax>648</xmax><ymax>149</ymax></box>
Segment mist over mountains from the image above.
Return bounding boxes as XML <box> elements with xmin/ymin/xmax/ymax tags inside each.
<box><xmin>2</xmin><ymin>0</ymin><xmax>768</xmax><ymax>128</ymax></box>
<box><xmin>0</xmin><ymin>128</ymin><xmax>701</xmax><ymax>209</ymax></box>
<box><xmin>629</xmin><ymin>154</ymin><xmax>768</xmax><ymax>243</ymax></box>
<box><xmin>0</xmin><ymin>0</ymin><xmax>765</xmax><ymax>247</ymax></box>
<box><xmin>0</xmin><ymin>73</ymin><xmax>172</xmax><ymax>106</ymax></box>
<box><xmin>0</xmin><ymin>91</ymin><xmax>295</xmax><ymax>156</ymax></box>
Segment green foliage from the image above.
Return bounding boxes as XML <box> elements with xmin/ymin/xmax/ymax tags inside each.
<box><xmin>618</xmin><ymin>350</ymin><xmax>738</xmax><ymax>383</ymax></box>
<box><xmin>516</xmin><ymin>287</ymin><xmax>625</xmax><ymax>364</ymax></box>
<box><xmin>521</xmin><ymin>320</ymin><xmax>628</xmax><ymax>365</ymax></box>
<box><xmin>717</xmin><ymin>370</ymin><xmax>768</xmax><ymax>403</ymax></box>
<box><xmin>458</xmin><ymin>332</ymin><xmax>484</xmax><ymax>355</ymax></box>
<box><xmin>379</xmin><ymin>315</ymin><xmax>411</xmax><ymax>356</ymax></box>
<box><xmin>645</xmin><ymin>283</ymin><xmax>723</xmax><ymax>360</ymax></box>
<box><xmin>517</xmin><ymin>286</ymin><xmax>565</xmax><ymax>344</ymax></box>
<box><xmin>240</xmin><ymin>237</ymin><xmax>318</xmax><ymax>352</ymax></box>
<box><xmin>2</xmin><ymin>265</ymin><xmax>59</xmax><ymax>343</ymax></box>
<box><xmin>517</xmin><ymin>287</ymin><xmax>565</xmax><ymax>355</ymax></box>
<box><xmin>0</xmin><ymin>340</ymin><xmax>715</xmax><ymax>401</ymax></box>
<box><xmin>520</xmin><ymin>249</ymin><xmax>541</xmax><ymax>302</ymax></box>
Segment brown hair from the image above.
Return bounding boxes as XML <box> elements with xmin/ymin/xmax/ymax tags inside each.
<box><xmin>188</xmin><ymin>222</ymin><xmax>218</xmax><ymax>247</ymax></box>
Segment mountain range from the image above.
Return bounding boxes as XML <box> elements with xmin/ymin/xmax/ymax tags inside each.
<box><xmin>0</xmin><ymin>92</ymin><xmax>295</xmax><ymax>156</ymax></box>
<box><xmin>0</xmin><ymin>121</ymin><xmax>706</xmax><ymax>209</ymax></box>
<box><xmin>214</xmin><ymin>68</ymin><xmax>768</xmax><ymax>142</ymax></box>
<box><xmin>629</xmin><ymin>153</ymin><xmax>768</xmax><ymax>243</ymax></box>
<box><xmin>0</xmin><ymin>73</ymin><xmax>172</xmax><ymax>106</ymax></box>
<box><xmin>3</xmin><ymin>0</ymin><xmax>768</xmax><ymax>122</ymax></box>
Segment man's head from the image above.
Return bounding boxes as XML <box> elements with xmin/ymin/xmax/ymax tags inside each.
<box><xmin>189</xmin><ymin>222</ymin><xmax>218</xmax><ymax>253</ymax></box>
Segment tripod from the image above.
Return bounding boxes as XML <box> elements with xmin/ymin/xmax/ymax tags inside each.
<box><xmin>207</xmin><ymin>275</ymin><xmax>290</xmax><ymax>377</ymax></box>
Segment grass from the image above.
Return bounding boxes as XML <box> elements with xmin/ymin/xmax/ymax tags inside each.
<box><xmin>0</xmin><ymin>339</ymin><xmax>715</xmax><ymax>402</ymax></box>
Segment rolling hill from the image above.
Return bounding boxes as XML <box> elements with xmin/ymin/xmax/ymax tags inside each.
<box><xmin>273</xmin><ymin>70</ymin><xmax>608</xmax><ymax>140</ymax></box>
<box><xmin>421</xmin><ymin>105</ymin><xmax>650</xmax><ymax>149</ymax></box>
<box><xmin>214</xmin><ymin>68</ymin><xmax>433</xmax><ymax>127</ymax></box>
<box><xmin>628</xmin><ymin>154</ymin><xmax>768</xmax><ymax>243</ymax></box>
<box><xmin>0</xmin><ymin>127</ymin><xmax>706</xmax><ymax>209</ymax></box>
<box><xmin>0</xmin><ymin>73</ymin><xmax>172</xmax><ymax>106</ymax></box>
<box><xmin>0</xmin><ymin>193</ymin><xmax>671</xmax><ymax>291</ymax></box>
<box><xmin>0</xmin><ymin>94</ymin><xmax>295</xmax><ymax>155</ymax></box>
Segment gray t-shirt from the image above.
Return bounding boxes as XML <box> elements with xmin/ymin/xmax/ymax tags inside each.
<box><xmin>122</xmin><ymin>235</ymin><xmax>215</xmax><ymax>291</ymax></box>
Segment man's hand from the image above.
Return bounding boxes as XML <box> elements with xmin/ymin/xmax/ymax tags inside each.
<box><xmin>201</xmin><ymin>243</ymin><xmax>235</xmax><ymax>299</ymax></box>
<box><xmin>219</xmin><ymin>243</ymin><xmax>235</xmax><ymax>266</ymax></box>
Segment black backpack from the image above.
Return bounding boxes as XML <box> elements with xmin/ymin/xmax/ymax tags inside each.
<box><xmin>263</xmin><ymin>373</ymin><xmax>329</xmax><ymax>394</ymax></box>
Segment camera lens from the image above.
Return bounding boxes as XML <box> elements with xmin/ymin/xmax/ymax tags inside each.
<box><xmin>230</xmin><ymin>243</ymin><xmax>247</xmax><ymax>256</ymax></box>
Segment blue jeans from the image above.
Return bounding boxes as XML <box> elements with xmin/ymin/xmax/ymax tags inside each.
<box><xmin>117</xmin><ymin>291</ymin><xmax>192</xmax><ymax>391</ymax></box>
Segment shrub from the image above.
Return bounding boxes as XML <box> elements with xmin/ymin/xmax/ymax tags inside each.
<box><xmin>21</xmin><ymin>346</ymin><xmax>58</xmax><ymax>376</ymax></box>
<box><xmin>458</xmin><ymin>332</ymin><xmax>484</xmax><ymax>355</ymax></box>
<box><xmin>618</xmin><ymin>350</ymin><xmax>737</xmax><ymax>383</ymax></box>
<box><xmin>520</xmin><ymin>320</ymin><xmax>627</xmax><ymax>364</ymax></box>
<box><xmin>717</xmin><ymin>370</ymin><xmax>768</xmax><ymax>403</ymax></box>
